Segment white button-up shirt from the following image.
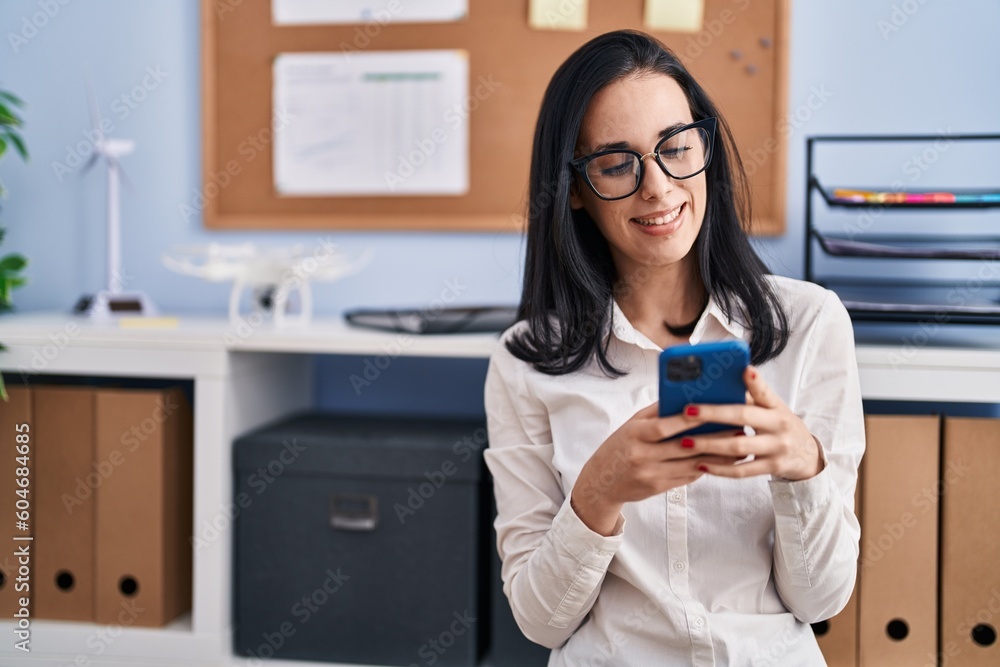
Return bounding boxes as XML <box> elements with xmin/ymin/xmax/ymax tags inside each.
<box><xmin>484</xmin><ymin>276</ymin><xmax>865</xmax><ymax>666</ymax></box>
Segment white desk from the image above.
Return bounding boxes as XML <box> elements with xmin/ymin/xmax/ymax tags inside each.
<box><xmin>0</xmin><ymin>311</ymin><xmax>998</xmax><ymax>667</ymax></box>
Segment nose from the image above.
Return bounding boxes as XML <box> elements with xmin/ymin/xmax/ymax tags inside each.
<box><xmin>637</xmin><ymin>153</ymin><xmax>674</xmax><ymax>200</ymax></box>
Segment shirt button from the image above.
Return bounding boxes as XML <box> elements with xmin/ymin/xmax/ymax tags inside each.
<box><xmin>693</xmin><ymin>617</ymin><xmax>705</xmax><ymax>629</ymax></box>
<box><xmin>779</xmin><ymin>492</ymin><xmax>792</xmax><ymax>501</ymax></box>
<box><xmin>670</xmin><ymin>492</ymin><xmax>682</xmax><ymax>502</ymax></box>
<box><xmin>673</xmin><ymin>561</ymin><xmax>686</xmax><ymax>572</ymax></box>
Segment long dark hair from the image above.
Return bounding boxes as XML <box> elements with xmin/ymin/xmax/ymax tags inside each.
<box><xmin>506</xmin><ymin>29</ymin><xmax>789</xmax><ymax>376</ymax></box>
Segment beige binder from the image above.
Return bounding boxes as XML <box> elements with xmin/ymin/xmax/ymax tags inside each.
<box><xmin>858</xmin><ymin>415</ymin><xmax>939</xmax><ymax>666</ymax></box>
<box><xmin>94</xmin><ymin>387</ymin><xmax>193</xmax><ymax>626</ymax></box>
<box><xmin>940</xmin><ymin>417</ymin><xmax>1000</xmax><ymax>666</ymax></box>
<box><xmin>34</xmin><ymin>386</ymin><xmax>96</xmax><ymax>620</ymax></box>
<box><xmin>0</xmin><ymin>387</ymin><xmax>32</xmax><ymax>617</ymax></box>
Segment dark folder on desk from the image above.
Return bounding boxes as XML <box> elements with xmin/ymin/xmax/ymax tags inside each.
<box><xmin>344</xmin><ymin>305</ymin><xmax>518</xmax><ymax>334</ymax></box>
<box><xmin>34</xmin><ymin>386</ymin><xmax>96</xmax><ymax>621</ymax></box>
<box><xmin>858</xmin><ymin>415</ymin><xmax>939</xmax><ymax>666</ymax></box>
<box><xmin>941</xmin><ymin>417</ymin><xmax>1000</xmax><ymax>666</ymax></box>
<box><xmin>0</xmin><ymin>387</ymin><xmax>32</xmax><ymax>617</ymax></box>
<box><xmin>94</xmin><ymin>387</ymin><xmax>193</xmax><ymax>627</ymax></box>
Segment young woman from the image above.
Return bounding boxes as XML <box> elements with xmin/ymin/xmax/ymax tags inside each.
<box><xmin>484</xmin><ymin>30</ymin><xmax>865</xmax><ymax>666</ymax></box>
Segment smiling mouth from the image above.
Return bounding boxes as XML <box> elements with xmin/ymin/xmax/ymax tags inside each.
<box><xmin>632</xmin><ymin>203</ymin><xmax>685</xmax><ymax>226</ymax></box>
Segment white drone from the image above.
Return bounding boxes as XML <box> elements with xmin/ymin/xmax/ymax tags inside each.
<box><xmin>162</xmin><ymin>243</ymin><xmax>372</xmax><ymax>327</ymax></box>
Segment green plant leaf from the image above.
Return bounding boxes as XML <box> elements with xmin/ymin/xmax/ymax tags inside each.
<box><xmin>0</xmin><ymin>91</ymin><xmax>24</xmax><ymax>107</ymax></box>
<box><xmin>0</xmin><ymin>137</ymin><xmax>6</xmax><ymax>160</ymax></box>
<box><xmin>0</xmin><ymin>254</ymin><xmax>27</xmax><ymax>272</ymax></box>
<box><xmin>0</xmin><ymin>104</ymin><xmax>21</xmax><ymax>127</ymax></box>
<box><xmin>5</xmin><ymin>131</ymin><xmax>27</xmax><ymax>161</ymax></box>
<box><xmin>0</xmin><ymin>228</ymin><xmax>6</xmax><ymax>244</ymax></box>
<box><xmin>9</xmin><ymin>277</ymin><xmax>27</xmax><ymax>288</ymax></box>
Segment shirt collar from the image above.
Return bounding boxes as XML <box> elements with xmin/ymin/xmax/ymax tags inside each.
<box><xmin>608</xmin><ymin>292</ymin><xmax>746</xmax><ymax>350</ymax></box>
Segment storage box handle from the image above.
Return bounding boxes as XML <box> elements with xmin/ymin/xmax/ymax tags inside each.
<box><xmin>329</xmin><ymin>493</ymin><xmax>379</xmax><ymax>532</ymax></box>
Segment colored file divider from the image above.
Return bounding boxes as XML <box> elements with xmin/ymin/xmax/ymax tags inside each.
<box><xmin>832</xmin><ymin>188</ymin><xmax>1000</xmax><ymax>205</ymax></box>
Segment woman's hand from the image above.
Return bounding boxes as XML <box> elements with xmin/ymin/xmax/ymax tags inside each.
<box><xmin>570</xmin><ymin>402</ymin><xmax>741</xmax><ymax>536</ymax></box>
<box><xmin>678</xmin><ymin>365</ymin><xmax>825</xmax><ymax>482</ymax></box>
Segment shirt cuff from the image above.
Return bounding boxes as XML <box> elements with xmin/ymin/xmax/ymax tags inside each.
<box><xmin>768</xmin><ymin>461</ymin><xmax>836</xmax><ymax>516</ymax></box>
<box><xmin>551</xmin><ymin>495</ymin><xmax>625</xmax><ymax>564</ymax></box>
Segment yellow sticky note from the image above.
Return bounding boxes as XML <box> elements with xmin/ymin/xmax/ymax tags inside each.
<box><xmin>644</xmin><ymin>0</ymin><xmax>704</xmax><ymax>33</ymax></box>
<box><xmin>529</xmin><ymin>0</ymin><xmax>588</xmax><ymax>31</ymax></box>
<box><xmin>118</xmin><ymin>316</ymin><xmax>180</xmax><ymax>329</ymax></box>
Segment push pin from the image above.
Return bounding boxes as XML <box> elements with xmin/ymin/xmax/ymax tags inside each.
<box><xmin>746</xmin><ymin>64</ymin><xmax>758</xmax><ymax>75</ymax></box>
<box><xmin>759</xmin><ymin>36</ymin><xmax>772</xmax><ymax>48</ymax></box>
<box><xmin>730</xmin><ymin>49</ymin><xmax>743</xmax><ymax>60</ymax></box>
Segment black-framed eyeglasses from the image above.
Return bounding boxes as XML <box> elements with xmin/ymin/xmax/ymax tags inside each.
<box><xmin>570</xmin><ymin>117</ymin><xmax>717</xmax><ymax>201</ymax></box>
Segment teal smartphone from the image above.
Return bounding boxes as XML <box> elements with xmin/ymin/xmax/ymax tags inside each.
<box><xmin>659</xmin><ymin>340</ymin><xmax>750</xmax><ymax>437</ymax></box>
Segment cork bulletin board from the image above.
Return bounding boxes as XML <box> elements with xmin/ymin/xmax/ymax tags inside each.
<box><xmin>201</xmin><ymin>0</ymin><xmax>790</xmax><ymax>234</ymax></box>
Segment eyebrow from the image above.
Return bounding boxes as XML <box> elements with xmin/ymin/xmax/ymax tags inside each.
<box><xmin>590</xmin><ymin>122</ymin><xmax>691</xmax><ymax>153</ymax></box>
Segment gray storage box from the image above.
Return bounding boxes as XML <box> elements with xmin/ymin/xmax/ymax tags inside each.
<box><xmin>233</xmin><ymin>411</ymin><xmax>488</xmax><ymax>666</ymax></box>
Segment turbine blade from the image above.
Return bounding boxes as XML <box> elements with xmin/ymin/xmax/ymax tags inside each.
<box><xmin>81</xmin><ymin>152</ymin><xmax>100</xmax><ymax>174</ymax></box>
<box><xmin>84</xmin><ymin>71</ymin><xmax>103</xmax><ymax>141</ymax></box>
<box><xmin>117</xmin><ymin>162</ymin><xmax>136</xmax><ymax>193</ymax></box>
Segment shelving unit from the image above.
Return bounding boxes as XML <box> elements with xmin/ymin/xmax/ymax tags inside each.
<box><xmin>805</xmin><ymin>133</ymin><xmax>1000</xmax><ymax>325</ymax></box>
<box><xmin>1</xmin><ymin>312</ymin><xmax>1000</xmax><ymax>666</ymax></box>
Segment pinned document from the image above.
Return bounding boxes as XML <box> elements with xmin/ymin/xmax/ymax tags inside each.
<box><xmin>644</xmin><ymin>0</ymin><xmax>704</xmax><ymax>32</ymax></box>
<box><xmin>273</xmin><ymin>0</ymin><xmax>467</xmax><ymax>25</ymax></box>
<box><xmin>273</xmin><ymin>50</ymin><xmax>470</xmax><ymax>197</ymax></box>
<box><xmin>529</xmin><ymin>0</ymin><xmax>588</xmax><ymax>31</ymax></box>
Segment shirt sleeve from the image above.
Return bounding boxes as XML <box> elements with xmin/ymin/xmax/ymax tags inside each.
<box><xmin>483</xmin><ymin>333</ymin><xmax>625</xmax><ymax>649</ymax></box>
<box><xmin>768</xmin><ymin>291</ymin><xmax>865</xmax><ymax>623</ymax></box>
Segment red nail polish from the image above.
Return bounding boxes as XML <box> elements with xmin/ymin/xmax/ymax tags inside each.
<box><xmin>734</xmin><ymin>430</ymin><xmax>745</xmax><ymax>437</ymax></box>
<box><xmin>685</xmin><ymin>405</ymin><xmax>699</xmax><ymax>417</ymax></box>
<box><xmin>698</xmin><ymin>465</ymin><xmax>709</xmax><ymax>472</ymax></box>
<box><xmin>750</xmin><ymin>371</ymin><xmax>757</xmax><ymax>380</ymax></box>
<box><xmin>681</xmin><ymin>438</ymin><xmax>695</xmax><ymax>448</ymax></box>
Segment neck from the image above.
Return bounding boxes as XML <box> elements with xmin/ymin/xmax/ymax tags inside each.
<box><xmin>613</xmin><ymin>254</ymin><xmax>707</xmax><ymax>334</ymax></box>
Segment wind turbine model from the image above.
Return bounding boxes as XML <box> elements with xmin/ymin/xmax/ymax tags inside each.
<box><xmin>73</xmin><ymin>80</ymin><xmax>157</xmax><ymax>320</ymax></box>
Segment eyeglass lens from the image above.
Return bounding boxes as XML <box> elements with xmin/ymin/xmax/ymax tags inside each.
<box><xmin>585</xmin><ymin>126</ymin><xmax>711</xmax><ymax>199</ymax></box>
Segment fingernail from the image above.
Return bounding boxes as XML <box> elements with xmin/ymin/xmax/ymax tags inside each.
<box><xmin>685</xmin><ymin>405</ymin><xmax>699</xmax><ymax>417</ymax></box>
<box><xmin>750</xmin><ymin>371</ymin><xmax>757</xmax><ymax>380</ymax></box>
<box><xmin>698</xmin><ymin>464</ymin><xmax>709</xmax><ymax>472</ymax></box>
<box><xmin>681</xmin><ymin>438</ymin><xmax>695</xmax><ymax>448</ymax></box>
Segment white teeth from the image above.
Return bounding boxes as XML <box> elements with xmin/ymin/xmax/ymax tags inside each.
<box><xmin>634</xmin><ymin>204</ymin><xmax>683</xmax><ymax>226</ymax></box>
